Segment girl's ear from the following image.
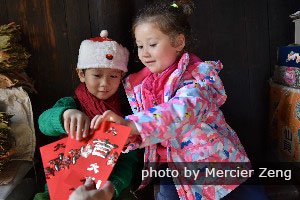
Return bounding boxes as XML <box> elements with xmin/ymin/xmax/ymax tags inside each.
<box><xmin>77</xmin><ymin>69</ymin><xmax>85</xmax><ymax>82</ymax></box>
<box><xmin>175</xmin><ymin>34</ymin><xmax>186</xmax><ymax>52</ymax></box>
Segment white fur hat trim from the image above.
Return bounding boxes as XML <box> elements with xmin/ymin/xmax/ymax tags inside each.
<box><xmin>77</xmin><ymin>31</ymin><xmax>129</xmax><ymax>72</ymax></box>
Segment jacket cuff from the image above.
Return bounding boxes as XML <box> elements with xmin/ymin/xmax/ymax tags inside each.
<box><xmin>38</xmin><ymin>107</ymin><xmax>69</xmax><ymax>136</ymax></box>
<box><xmin>52</xmin><ymin>107</ymin><xmax>69</xmax><ymax>134</ymax></box>
<box><xmin>125</xmin><ymin>115</ymin><xmax>145</xmax><ymax>141</ymax></box>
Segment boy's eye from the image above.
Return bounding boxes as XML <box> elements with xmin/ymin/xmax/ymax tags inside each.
<box><xmin>110</xmin><ymin>75</ymin><xmax>118</xmax><ymax>78</ymax></box>
<box><xmin>150</xmin><ymin>44</ymin><xmax>157</xmax><ymax>47</ymax></box>
<box><xmin>93</xmin><ymin>74</ymin><xmax>100</xmax><ymax>78</ymax></box>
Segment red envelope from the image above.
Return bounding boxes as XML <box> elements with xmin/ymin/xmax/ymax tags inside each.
<box><xmin>40</xmin><ymin>121</ymin><xmax>131</xmax><ymax>200</ymax></box>
<box><xmin>39</xmin><ymin>137</ymin><xmax>69</xmax><ymax>200</ymax></box>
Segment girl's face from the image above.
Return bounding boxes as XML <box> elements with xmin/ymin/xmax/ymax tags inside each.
<box><xmin>77</xmin><ymin>68</ymin><xmax>122</xmax><ymax>100</ymax></box>
<box><xmin>134</xmin><ymin>22</ymin><xmax>185</xmax><ymax>73</ymax></box>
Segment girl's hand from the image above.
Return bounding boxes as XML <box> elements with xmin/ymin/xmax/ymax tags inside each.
<box><xmin>68</xmin><ymin>179</ymin><xmax>115</xmax><ymax>200</ymax></box>
<box><xmin>90</xmin><ymin>111</ymin><xmax>125</xmax><ymax>129</ymax></box>
<box><xmin>90</xmin><ymin>110</ymin><xmax>139</xmax><ymax>135</ymax></box>
<box><xmin>63</xmin><ymin>109</ymin><xmax>91</xmax><ymax>140</ymax></box>
<box><xmin>90</xmin><ymin>114</ymin><xmax>104</xmax><ymax>131</ymax></box>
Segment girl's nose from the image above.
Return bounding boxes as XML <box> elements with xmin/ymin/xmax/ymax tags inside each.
<box><xmin>142</xmin><ymin>47</ymin><xmax>150</xmax><ymax>57</ymax></box>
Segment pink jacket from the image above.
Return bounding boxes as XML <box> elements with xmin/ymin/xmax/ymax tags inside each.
<box><xmin>124</xmin><ymin>53</ymin><xmax>250</xmax><ymax>200</ymax></box>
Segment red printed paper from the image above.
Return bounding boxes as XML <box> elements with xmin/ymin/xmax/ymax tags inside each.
<box><xmin>40</xmin><ymin>137</ymin><xmax>69</xmax><ymax>199</ymax></box>
<box><xmin>40</xmin><ymin>121</ymin><xmax>131</xmax><ymax>200</ymax></box>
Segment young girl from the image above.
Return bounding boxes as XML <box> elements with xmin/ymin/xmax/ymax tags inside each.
<box><xmin>83</xmin><ymin>1</ymin><xmax>269</xmax><ymax>200</ymax></box>
<box><xmin>34</xmin><ymin>30</ymin><xmax>138</xmax><ymax>200</ymax></box>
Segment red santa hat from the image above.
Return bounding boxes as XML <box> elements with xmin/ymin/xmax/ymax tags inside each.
<box><xmin>77</xmin><ymin>30</ymin><xmax>129</xmax><ymax>72</ymax></box>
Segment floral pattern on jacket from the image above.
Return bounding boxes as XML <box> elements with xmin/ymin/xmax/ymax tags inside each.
<box><xmin>123</xmin><ymin>53</ymin><xmax>250</xmax><ymax>200</ymax></box>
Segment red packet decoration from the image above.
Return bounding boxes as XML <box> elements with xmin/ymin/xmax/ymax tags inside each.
<box><xmin>40</xmin><ymin>137</ymin><xmax>69</xmax><ymax>200</ymax></box>
<box><xmin>40</xmin><ymin>121</ymin><xmax>131</xmax><ymax>200</ymax></box>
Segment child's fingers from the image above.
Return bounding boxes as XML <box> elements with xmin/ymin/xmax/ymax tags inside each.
<box><xmin>64</xmin><ymin>117</ymin><xmax>71</xmax><ymax>134</ymax></box>
<box><xmin>102</xmin><ymin>110</ymin><xmax>112</xmax><ymax>121</ymax></box>
<box><xmin>82</xmin><ymin>119</ymin><xmax>90</xmax><ymax>138</ymax></box>
<box><xmin>76</xmin><ymin>117</ymin><xmax>85</xmax><ymax>140</ymax></box>
<box><xmin>102</xmin><ymin>110</ymin><xmax>123</xmax><ymax>124</ymax></box>
<box><xmin>76</xmin><ymin>131</ymin><xmax>82</xmax><ymax>141</ymax></box>
<box><xmin>84</xmin><ymin>177</ymin><xmax>96</xmax><ymax>190</ymax></box>
<box><xmin>68</xmin><ymin>185</ymin><xmax>88</xmax><ymax>200</ymax></box>
<box><xmin>102</xmin><ymin>110</ymin><xmax>118</xmax><ymax>123</ymax></box>
<box><xmin>90</xmin><ymin>116</ymin><xmax>97</xmax><ymax>129</ymax></box>
<box><xmin>90</xmin><ymin>115</ymin><xmax>101</xmax><ymax>129</ymax></box>
<box><xmin>94</xmin><ymin>115</ymin><xmax>103</xmax><ymax>130</ymax></box>
<box><xmin>69</xmin><ymin>117</ymin><xmax>77</xmax><ymax>139</ymax></box>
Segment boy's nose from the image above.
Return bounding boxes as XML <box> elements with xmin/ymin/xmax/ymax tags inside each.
<box><xmin>99</xmin><ymin>77</ymin><xmax>109</xmax><ymax>86</ymax></box>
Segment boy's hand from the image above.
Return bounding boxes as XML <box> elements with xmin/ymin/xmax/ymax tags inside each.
<box><xmin>90</xmin><ymin>110</ymin><xmax>139</xmax><ymax>136</ymax></box>
<box><xmin>68</xmin><ymin>179</ymin><xmax>115</xmax><ymax>200</ymax></box>
<box><xmin>63</xmin><ymin>109</ymin><xmax>90</xmax><ymax>140</ymax></box>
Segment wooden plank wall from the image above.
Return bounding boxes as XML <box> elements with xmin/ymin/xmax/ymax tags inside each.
<box><xmin>0</xmin><ymin>0</ymin><xmax>299</xmax><ymax>162</ymax></box>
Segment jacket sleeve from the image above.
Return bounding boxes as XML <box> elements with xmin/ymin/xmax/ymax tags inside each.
<box><xmin>108</xmin><ymin>150</ymin><xmax>139</xmax><ymax>198</ymax></box>
<box><xmin>38</xmin><ymin>97</ymin><xmax>77</xmax><ymax>136</ymax></box>
<box><xmin>126</xmin><ymin>61</ymin><xmax>226</xmax><ymax>148</ymax></box>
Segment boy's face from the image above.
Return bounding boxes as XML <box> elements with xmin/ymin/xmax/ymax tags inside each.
<box><xmin>77</xmin><ymin>68</ymin><xmax>122</xmax><ymax>100</ymax></box>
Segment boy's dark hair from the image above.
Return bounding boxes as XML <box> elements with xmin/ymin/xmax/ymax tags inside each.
<box><xmin>132</xmin><ymin>0</ymin><xmax>195</xmax><ymax>52</ymax></box>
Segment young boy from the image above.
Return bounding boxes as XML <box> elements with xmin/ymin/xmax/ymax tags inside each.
<box><xmin>34</xmin><ymin>30</ymin><xmax>138</xmax><ymax>200</ymax></box>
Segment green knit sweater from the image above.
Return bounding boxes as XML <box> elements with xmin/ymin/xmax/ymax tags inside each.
<box><xmin>38</xmin><ymin>97</ymin><xmax>138</xmax><ymax>198</ymax></box>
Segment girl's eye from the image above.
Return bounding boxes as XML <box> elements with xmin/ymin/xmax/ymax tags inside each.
<box><xmin>137</xmin><ymin>45</ymin><xmax>143</xmax><ymax>49</ymax></box>
<box><xmin>150</xmin><ymin>44</ymin><xmax>157</xmax><ymax>47</ymax></box>
<box><xmin>93</xmin><ymin>74</ymin><xmax>100</xmax><ymax>78</ymax></box>
<box><xmin>110</xmin><ymin>75</ymin><xmax>118</xmax><ymax>78</ymax></box>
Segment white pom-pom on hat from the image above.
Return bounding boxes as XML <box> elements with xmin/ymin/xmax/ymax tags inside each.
<box><xmin>100</xmin><ymin>30</ymin><xmax>108</xmax><ymax>38</ymax></box>
<box><xmin>77</xmin><ymin>29</ymin><xmax>129</xmax><ymax>72</ymax></box>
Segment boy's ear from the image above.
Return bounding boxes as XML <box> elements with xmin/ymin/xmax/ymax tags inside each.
<box><xmin>175</xmin><ymin>34</ymin><xmax>185</xmax><ymax>52</ymax></box>
<box><xmin>77</xmin><ymin>69</ymin><xmax>85</xmax><ymax>82</ymax></box>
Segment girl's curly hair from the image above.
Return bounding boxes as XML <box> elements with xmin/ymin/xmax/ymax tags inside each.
<box><xmin>132</xmin><ymin>0</ymin><xmax>195</xmax><ymax>52</ymax></box>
